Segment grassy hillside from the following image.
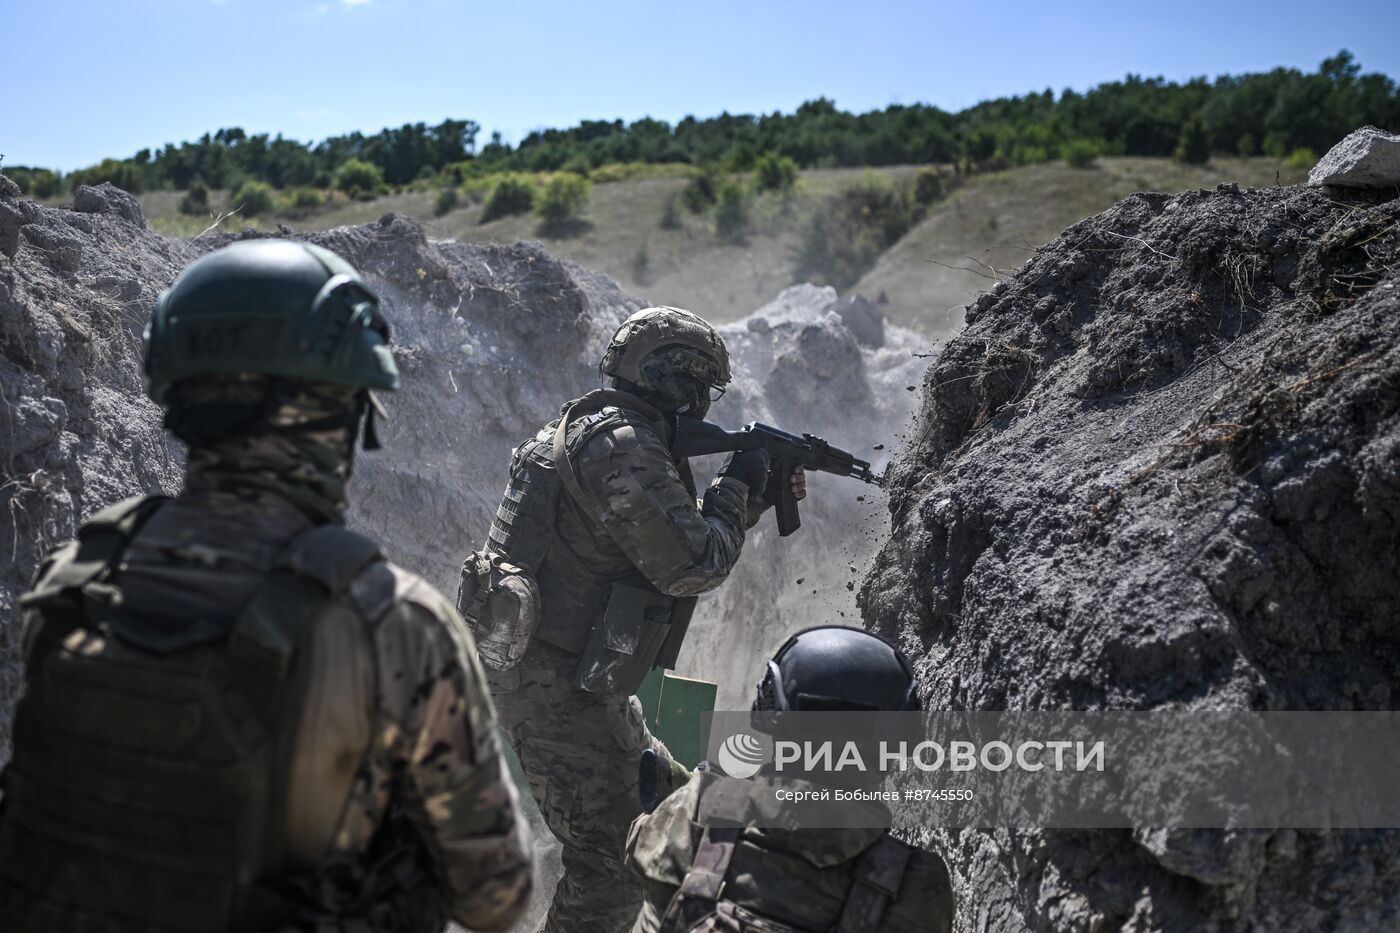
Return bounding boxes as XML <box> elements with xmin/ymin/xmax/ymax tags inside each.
<box><xmin>136</xmin><ymin>166</ymin><xmax>927</xmax><ymax>322</ymax></box>
<box><xmin>854</xmin><ymin>156</ymin><xmax>1308</xmax><ymax>336</ymax></box>
<box><xmin>131</xmin><ymin>157</ymin><xmax>1306</xmax><ymax>334</ymax></box>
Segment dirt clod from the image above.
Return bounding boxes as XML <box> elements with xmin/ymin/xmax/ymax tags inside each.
<box><xmin>72</xmin><ymin>182</ymin><xmax>147</xmax><ymax>228</ymax></box>
<box><xmin>1308</xmin><ymin>125</ymin><xmax>1400</xmax><ymax>189</ymax></box>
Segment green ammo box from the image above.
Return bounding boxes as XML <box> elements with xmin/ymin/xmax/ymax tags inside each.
<box><xmin>636</xmin><ymin>668</ymin><xmax>718</xmax><ymax>768</ymax></box>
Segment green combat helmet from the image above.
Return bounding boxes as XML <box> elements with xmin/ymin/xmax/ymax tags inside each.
<box><xmin>601</xmin><ymin>306</ymin><xmax>730</xmax><ymax>417</ymax></box>
<box><xmin>143</xmin><ymin>239</ymin><xmax>399</xmax><ymax>445</ymax></box>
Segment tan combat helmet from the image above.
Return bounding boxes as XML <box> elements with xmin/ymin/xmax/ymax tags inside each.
<box><xmin>600</xmin><ymin>307</ymin><xmax>731</xmax><ymax>414</ymax></box>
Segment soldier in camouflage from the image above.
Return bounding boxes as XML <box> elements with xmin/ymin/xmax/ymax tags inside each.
<box><xmin>462</xmin><ymin>307</ymin><xmax>805</xmax><ymax>933</ymax></box>
<box><xmin>0</xmin><ymin>240</ymin><xmax>533</xmax><ymax>933</ymax></box>
<box><xmin>625</xmin><ymin>626</ymin><xmax>954</xmax><ymax>933</ymax></box>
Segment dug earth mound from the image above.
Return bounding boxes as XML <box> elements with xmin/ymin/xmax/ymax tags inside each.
<box><xmin>863</xmin><ymin>179</ymin><xmax>1400</xmax><ymax>928</ymax></box>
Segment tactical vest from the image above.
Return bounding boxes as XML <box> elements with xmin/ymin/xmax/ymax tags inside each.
<box><xmin>462</xmin><ymin>389</ymin><xmax>697</xmax><ymax>693</ymax></box>
<box><xmin>660</xmin><ymin>781</ymin><xmax>912</xmax><ymax>933</ymax></box>
<box><xmin>0</xmin><ymin>495</ymin><xmax>405</xmax><ymax>933</ymax></box>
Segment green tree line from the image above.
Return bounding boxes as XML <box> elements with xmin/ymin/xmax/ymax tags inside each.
<box><xmin>6</xmin><ymin>51</ymin><xmax>1396</xmax><ymax>197</ymax></box>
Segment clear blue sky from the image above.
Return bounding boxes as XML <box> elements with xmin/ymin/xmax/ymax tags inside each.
<box><xmin>5</xmin><ymin>0</ymin><xmax>1399</xmax><ymax>171</ymax></box>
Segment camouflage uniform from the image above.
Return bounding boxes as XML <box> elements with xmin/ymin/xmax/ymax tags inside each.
<box><xmin>0</xmin><ymin>384</ymin><xmax>533</xmax><ymax>933</ymax></box>
<box><xmin>482</xmin><ymin>392</ymin><xmax>762</xmax><ymax>933</ymax></box>
<box><xmin>625</xmin><ymin>771</ymin><xmax>954</xmax><ymax>933</ymax></box>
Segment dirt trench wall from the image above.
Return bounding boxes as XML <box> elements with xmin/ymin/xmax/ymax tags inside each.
<box><xmin>862</xmin><ymin>182</ymin><xmax>1400</xmax><ymax>930</ymax></box>
<box><xmin>0</xmin><ymin>186</ymin><xmax>194</xmax><ymax>747</ymax></box>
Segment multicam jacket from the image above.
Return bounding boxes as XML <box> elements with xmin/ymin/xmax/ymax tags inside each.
<box><xmin>625</xmin><ymin>771</ymin><xmax>954</xmax><ymax>933</ymax></box>
<box><xmin>482</xmin><ymin>390</ymin><xmax>761</xmax><ymax>663</ymax></box>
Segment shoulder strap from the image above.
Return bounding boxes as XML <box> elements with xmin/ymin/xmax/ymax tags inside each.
<box><xmin>551</xmin><ymin>388</ymin><xmax>672</xmax><ymax>516</ymax></box>
<box><xmin>552</xmin><ymin>397</ymin><xmax>596</xmax><ymax>517</ymax></box>
<box><xmin>660</xmin><ymin>779</ymin><xmax>753</xmax><ymax>931</ymax></box>
<box><xmin>834</xmin><ymin>835</ymin><xmax>911</xmax><ymax>933</ymax></box>
<box><xmin>17</xmin><ymin>495</ymin><xmax>170</xmax><ymax>676</ymax></box>
<box><xmin>228</xmin><ymin>525</ymin><xmax>384</xmax><ymax>679</ymax></box>
<box><xmin>20</xmin><ymin>495</ymin><xmax>170</xmax><ymax>610</ymax></box>
<box><xmin>585</xmin><ymin>387</ymin><xmax>670</xmax><ymax>431</ymax></box>
<box><xmin>277</xmin><ymin>524</ymin><xmax>383</xmax><ymax>593</ymax></box>
<box><xmin>697</xmin><ymin>777</ymin><xmax>754</xmax><ymax>826</ymax></box>
<box><xmin>86</xmin><ymin>493</ymin><xmax>172</xmax><ymax>531</ymax></box>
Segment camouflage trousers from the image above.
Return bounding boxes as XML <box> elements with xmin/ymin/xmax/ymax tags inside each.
<box><xmin>489</xmin><ymin>644</ymin><xmax>668</xmax><ymax>933</ymax></box>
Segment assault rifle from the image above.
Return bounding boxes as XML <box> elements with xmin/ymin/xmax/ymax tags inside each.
<box><xmin>672</xmin><ymin>417</ymin><xmax>883</xmax><ymax>536</ymax></box>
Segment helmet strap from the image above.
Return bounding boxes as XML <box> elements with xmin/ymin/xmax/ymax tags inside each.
<box><xmin>359</xmin><ymin>391</ymin><xmax>383</xmax><ymax>451</ymax></box>
<box><xmin>616</xmin><ymin>374</ymin><xmax>708</xmax><ymax>419</ymax></box>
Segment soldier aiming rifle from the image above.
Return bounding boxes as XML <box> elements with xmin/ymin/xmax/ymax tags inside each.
<box><xmin>460</xmin><ymin>305</ymin><xmax>844</xmax><ymax>933</ymax></box>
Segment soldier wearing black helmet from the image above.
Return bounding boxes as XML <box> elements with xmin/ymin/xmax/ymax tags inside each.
<box><xmin>461</xmin><ymin>306</ymin><xmax>808</xmax><ymax>933</ymax></box>
<box><xmin>0</xmin><ymin>240</ymin><xmax>533</xmax><ymax>933</ymax></box>
<box><xmin>625</xmin><ymin>626</ymin><xmax>954</xmax><ymax>933</ymax></box>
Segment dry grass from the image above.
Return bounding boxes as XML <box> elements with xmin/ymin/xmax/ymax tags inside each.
<box><xmin>854</xmin><ymin>157</ymin><xmax>1309</xmax><ymax>338</ymax></box>
<box><xmin>132</xmin><ymin>158</ymin><xmax>1309</xmax><ymax>333</ymax></box>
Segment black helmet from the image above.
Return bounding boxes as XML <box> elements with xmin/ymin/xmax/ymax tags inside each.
<box><xmin>753</xmin><ymin>626</ymin><xmax>921</xmax><ymax>716</ymax></box>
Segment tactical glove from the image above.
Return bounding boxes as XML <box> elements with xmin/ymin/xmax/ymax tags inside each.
<box><xmin>717</xmin><ymin>447</ymin><xmax>771</xmax><ymax>493</ymax></box>
<box><xmin>639</xmin><ymin>749</ymin><xmax>663</xmax><ymax>813</ymax></box>
<box><xmin>639</xmin><ymin>748</ymin><xmax>696</xmax><ymax>813</ymax></box>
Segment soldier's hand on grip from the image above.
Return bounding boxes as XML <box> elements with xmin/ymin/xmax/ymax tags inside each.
<box><xmin>790</xmin><ymin>464</ymin><xmax>807</xmax><ymax>501</ymax></box>
<box><xmin>718</xmin><ymin>446</ymin><xmax>771</xmax><ymax>493</ymax></box>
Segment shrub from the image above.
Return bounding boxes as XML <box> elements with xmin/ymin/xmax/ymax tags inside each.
<box><xmin>1174</xmin><ymin>117</ymin><xmax>1211</xmax><ymax>165</ymax></box>
<box><xmin>228</xmin><ymin>180</ymin><xmax>275</xmax><ymax>217</ymax></box>
<box><xmin>683</xmin><ymin>168</ymin><xmax>720</xmax><ymax>212</ymax></box>
<box><xmin>289</xmin><ymin>187</ymin><xmax>324</xmax><ymax>210</ymax></box>
<box><xmin>480</xmin><ymin>174</ymin><xmax>538</xmax><ymax>222</ymax></box>
<box><xmin>591</xmin><ymin>162</ymin><xmax>697</xmax><ymax>184</ymax></box>
<box><xmin>659</xmin><ymin>193</ymin><xmax>682</xmax><ymax>230</ymax></box>
<box><xmin>178</xmin><ymin>179</ymin><xmax>211</xmax><ymax>215</ymax></box>
<box><xmin>1061</xmin><ymin>139</ymin><xmax>1101</xmax><ymax>169</ymax></box>
<box><xmin>752</xmin><ymin>152</ymin><xmax>798</xmax><ymax>193</ymax></box>
<box><xmin>724</xmin><ymin>141</ymin><xmax>760</xmax><ymax>173</ymax></box>
<box><xmin>221</xmin><ymin>171</ymin><xmax>248</xmax><ymax>198</ymax></box>
<box><xmin>562</xmin><ymin>154</ymin><xmax>593</xmax><ymax>178</ymax></box>
<box><xmin>631</xmin><ymin>243</ymin><xmax>651</xmax><ymax>284</ymax></box>
<box><xmin>1236</xmin><ymin>133</ymin><xmax>1259</xmax><ymax>157</ymax></box>
<box><xmin>460</xmin><ymin>174</ymin><xmax>497</xmax><ymax>204</ymax></box>
<box><xmin>1262</xmin><ymin>132</ymin><xmax>1290</xmax><ymax>158</ymax></box>
<box><xmin>434</xmin><ymin>186</ymin><xmax>460</xmax><ymax>217</ymax></box>
<box><xmin>794</xmin><ymin>176</ymin><xmax>916</xmax><ymax>288</ymax></box>
<box><xmin>333</xmin><ymin>158</ymin><xmax>386</xmax><ymax>199</ymax></box>
<box><xmin>1286</xmin><ymin>147</ymin><xmax>1317</xmax><ymax>170</ymax></box>
<box><xmin>8</xmin><ymin>167</ymin><xmax>62</xmax><ymax>198</ymax></box>
<box><xmin>67</xmin><ymin>158</ymin><xmax>144</xmax><ymax>194</ymax></box>
<box><xmin>36</xmin><ymin>170</ymin><xmax>63</xmax><ymax>198</ymax></box>
<box><xmin>1014</xmin><ymin>145</ymin><xmax>1050</xmax><ymax>165</ymax></box>
<box><xmin>441</xmin><ymin>160</ymin><xmax>485</xmax><ymax>186</ymax></box>
<box><xmin>536</xmin><ymin>172</ymin><xmax>591</xmax><ymax>229</ymax></box>
<box><xmin>714</xmin><ymin>182</ymin><xmax>750</xmax><ymax>243</ymax></box>
<box><xmin>912</xmin><ymin>167</ymin><xmax>945</xmax><ymax>205</ymax></box>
